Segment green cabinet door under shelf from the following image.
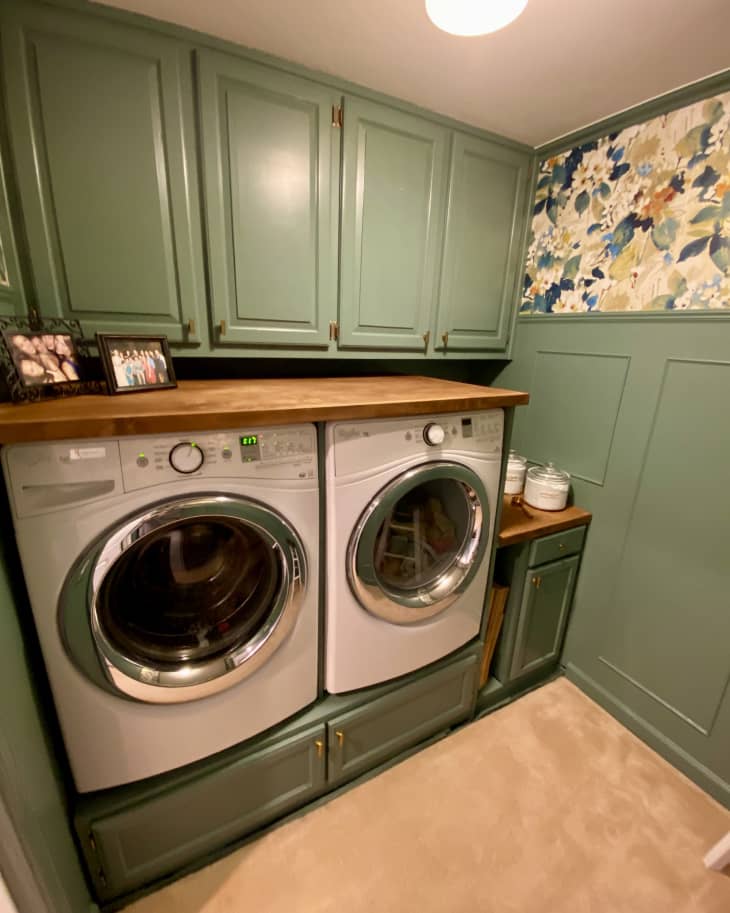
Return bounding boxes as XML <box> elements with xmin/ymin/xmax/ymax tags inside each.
<box><xmin>435</xmin><ymin>132</ymin><xmax>530</xmax><ymax>353</ymax></box>
<box><xmin>79</xmin><ymin>723</ymin><xmax>327</xmax><ymax>902</ymax></box>
<box><xmin>198</xmin><ymin>50</ymin><xmax>340</xmax><ymax>349</ymax></box>
<box><xmin>327</xmin><ymin>653</ymin><xmax>477</xmax><ymax>784</ymax></box>
<box><xmin>1</xmin><ymin>1</ymin><xmax>206</xmax><ymax>343</ymax></box>
<box><xmin>510</xmin><ymin>555</ymin><xmax>580</xmax><ymax>680</ymax></box>
<box><xmin>339</xmin><ymin>97</ymin><xmax>448</xmax><ymax>351</ymax></box>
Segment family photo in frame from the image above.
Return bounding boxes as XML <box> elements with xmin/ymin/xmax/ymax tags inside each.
<box><xmin>97</xmin><ymin>334</ymin><xmax>176</xmax><ymax>395</ymax></box>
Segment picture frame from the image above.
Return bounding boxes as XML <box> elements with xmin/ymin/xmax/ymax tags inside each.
<box><xmin>97</xmin><ymin>334</ymin><xmax>177</xmax><ymax>395</ymax></box>
<box><xmin>0</xmin><ymin>316</ymin><xmax>102</xmax><ymax>403</ymax></box>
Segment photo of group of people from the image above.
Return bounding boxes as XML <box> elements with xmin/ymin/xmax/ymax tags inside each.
<box><xmin>109</xmin><ymin>342</ymin><xmax>170</xmax><ymax>389</ymax></box>
<box><xmin>3</xmin><ymin>332</ymin><xmax>81</xmax><ymax>388</ymax></box>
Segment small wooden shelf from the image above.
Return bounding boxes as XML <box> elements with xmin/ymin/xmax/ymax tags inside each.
<box><xmin>498</xmin><ymin>495</ymin><xmax>591</xmax><ymax>547</ymax></box>
<box><xmin>0</xmin><ymin>376</ymin><xmax>528</xmax><ymax>444</ymax></box>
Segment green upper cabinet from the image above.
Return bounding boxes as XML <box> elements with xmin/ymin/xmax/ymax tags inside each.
<box><xmin>0</xmin><ymin>145</ymin><xmax>28</xmax><ymax>318</ymax></box>
<box><xmin>435</xmin><ymin>133</ymin><xmax>530</xmax><ymax>353</ymax></box>
<box><xmin>0</xmin><ymin>1</ymin><xmax>206</xmax><ymax>343</ymax></box>
<box><xmin>339</xmin><ymin>97</ymin><xmax>448</xmax><ymax>351</ymax></box>
<box><xmin>198</xmin><ymin>50</ymin><xmax>340</xmax><ymax>349</ymax></box>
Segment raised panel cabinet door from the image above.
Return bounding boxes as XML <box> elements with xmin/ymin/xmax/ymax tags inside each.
<box><xmin>327</xmin><ymin>653</ymin><xmax>477</xmax><ymax>784</ymax></box>
<box><xmin>510</xmin><ymin>555</ymin><xmax>579</xmax><ymax>680</ymax></box>
<box><xmin>1</xmin><ymin>1</ymin><xmax>205</xmax><ymax>343</ymax></box>
<box><xmin>339</xmin><ymin>97</ymin><xmax>448</xmax><ymax>350</ymax></box>
<box><xmin>0</xmin><ymin>145</ymin><xmax>28</xmax><ymax>317</ymax></box>
<box><xmin>82</xmin><ymin>724</ymin><xmax>327</xmax><ymax>901</ymax></box>
<box><xmin>198</xmin><ymin>50</ymin><xmax>340</xmax><ymax>348</ymax></box>
<box><xmin>436</xmin><ymin>133</ymin><xmax>530</xmax><ymax>352</ymax></box>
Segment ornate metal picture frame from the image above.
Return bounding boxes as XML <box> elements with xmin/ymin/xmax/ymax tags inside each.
<box><xmin>0</xmin><ymin>316</ymin><xmax>104</xmax><ymax>403</ymax></box>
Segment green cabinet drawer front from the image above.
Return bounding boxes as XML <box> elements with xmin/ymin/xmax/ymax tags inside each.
<box><xmin>436</xmin><ymin>133</ymin><xmax>529</xmax><ymax>352</ymax></box>
<box><xmin>327</xmin><ymin>654</ymin><xmax>477</xmax><ymax>783</ymax></box>
<box><xmin>339</xmin><ymin>97</ymin><xmax>448</xmax><ymax>350</ymax></box>
<box><xmin>510</xmin><ymin>555</ymin><xmax>579</xmax><ymax>680</ymax></box>
<box><xmin>1</xmin><ymin>2</ymin><xmax>205</xmax><ymax>342</ymax></box>
<box><xmin>527</xmin><ymin>526</ymin><xmax>586</xmax><ymax>567</ymax></box>
<box><xmin>87</xmin><ymin>724</ymin><xmax>326</xmax><ymax>901</ymax></box>
<box><xmin>198</xmin><ymin>50</ymin><xmax>339</xmax><ymax>348</ymax></box>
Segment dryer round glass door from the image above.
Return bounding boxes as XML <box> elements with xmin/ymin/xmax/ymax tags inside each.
<box><xmin>347</xmin><ymin>461</ymin><xmax>489</xmax><ymax>624</ymax></box>
<box><xmin>60</xmin><ymin>495</ymin><xmax>307</xmax><ymax>703</ymax></box>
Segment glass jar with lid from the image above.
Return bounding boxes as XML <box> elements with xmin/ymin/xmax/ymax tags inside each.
<box><xmin>523</xmin><ymin>462</ymin><xmax>570</xmax><ymax>511</ymax></box>
<box><xmin>504</xmin><ymin>450</ymin><xmax>527</xmax><ymax>494</ymax></box>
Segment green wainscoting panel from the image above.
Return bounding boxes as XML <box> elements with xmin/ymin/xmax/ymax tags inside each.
<box><xmin>198</xmin><ymin>50</ymin><xmax>340</xmax><ymax>349</ymax></box>
<box><xmin>495</xmin><ymin>316</ymin><xmax>730</xmax><ymax>805</ymax></box>
<box><xmin>339</xmin><ymin>97</ymin><xmax>447</xmax><ymax>351</ymax></box>
<box><xmin>1</xmin><ymin>1</ymin><xmax>206</xmax><ymax>343</ymax></box>
<box><xmin>435</xmin><ymin>133</ymin><xmax>529</xmax><ymax>352</ymax></box>
<box><xmin>515</xmin><ymin>350</ymin><xmax>630</xmax><ymax>484</ymax></box>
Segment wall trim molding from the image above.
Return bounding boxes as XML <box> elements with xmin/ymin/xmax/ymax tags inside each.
<box><xmin>565</xmin><ymin>663</ymin><xmax>730</xmax><ymax>809</ymax></box>
<box><xmin>538</xmin><ymin>68</ymin><xmax>730</xmax><ymax>158</ymax></box>
<box><xmin>518</xmin><ymin>311</ymin><xmax>730</xmax><ymax>324</ymax></box>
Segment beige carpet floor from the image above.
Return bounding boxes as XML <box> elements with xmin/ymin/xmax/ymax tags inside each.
<box><xmin>123</xmin><ymin>678</ymin><xmax>730</xmax><ymax>913</ymax></box>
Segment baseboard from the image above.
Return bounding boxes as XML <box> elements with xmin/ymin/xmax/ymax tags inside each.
<box><xmin>565</xmin><ymin>663</ymin><xmax>730</xmax><ymax>809</ymax></box>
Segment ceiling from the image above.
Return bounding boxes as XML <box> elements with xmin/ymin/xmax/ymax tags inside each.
<box><xmin>94</xmin><ymin>0</ymin><xmax>730</xmax><ymax>147</ymax></box>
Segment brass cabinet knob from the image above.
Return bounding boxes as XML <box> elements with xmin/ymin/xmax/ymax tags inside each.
<box><xmin>441</xmin><ymin>331</ymin><xmax>449</xmax><ymax>348</ymax></box>
<box><xmin>314</xmin><ymin>739</ymin><xmax>324</xmax><ymax>759</ymax></box>
<box><xmin>219</xmin><ymin>319</ymin><xmax>227</xmax><ymax>337</ymax></box>
<box><xmin>186</xmin><ymin>318</ymin><xmax>196</xmax><ymax>337</ymax></box>
<box><xmin>422</xmin><ymin>330</ymin><xmax>430</xmax><ymax>355</ymax></box>
<box><xmin>532</xmin><ymin>576</ymin><xmax>542</xmax><ymax>589</ymax></box>
<box><xmin>558</xmin><ymin>543</ymin><xmax>566</xmax><ymax>551</ymax></box>
<box><xmin>335</xmin><ymin>730</ymin><xmax>345</xmax><ymax>748</ymax></box>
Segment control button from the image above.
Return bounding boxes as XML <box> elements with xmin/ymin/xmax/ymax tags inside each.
<box><xmin>423</xmin><ymin>423</ymin><xmax>445</xmax><ymax>446</ymax></box>
<box><xmin>169</xmin><ymin>442</ymin><xmax>205</xmax><ymax>474</ymax></box>
<box><xmin>405</xmin><ymin>431</ymin><xmax>413</xmax><ymax>441</ymax></box>
<box><xmin>136</xmin><ymin>454</ymin><xmax>149</xmax><ymax>468</ymax></box>
<box><xmin>222</xmin><ymin>447</ymin><xmax>232</xmax><ymax>460</ymax></box>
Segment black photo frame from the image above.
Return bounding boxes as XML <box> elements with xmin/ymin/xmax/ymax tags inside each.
<box><xmin>97</xmin><ymin>334</ymin><xmax>177</xmax><ymax>394</ymax></box>
<box><xmin>0</xmin><ymin>316</ymin><xmax>101</xmax><ymax>402</ymax></box>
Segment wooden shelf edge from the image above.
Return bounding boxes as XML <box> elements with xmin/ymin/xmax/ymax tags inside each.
<box><xmin>498</xmin><ymin>495</ymin><xmax>592</xmax><ymax>547</ymax></box>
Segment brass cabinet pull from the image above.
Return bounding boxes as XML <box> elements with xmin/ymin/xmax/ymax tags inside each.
<box><xmin>335</xmin><ymin>730</ymin><xmax>345</xmax><ymax>748</ymax></box>
<box><xmin>558</xmin><ymin>543</ymin><xmax>566</xmax><ymax>551</ymax></box>
<box><xmin>441</xmin><ymin>331</ymin><xmax>448</xmax><ymax>348</ymax></box>
<box><xmin>532</xmin><ymin>576</ymin><xmax>542</xmax><ymax>589</ymax></box>
<box><xmin>314</xmin><ymin>739</ymin><xmax>324</xmax><ymax>759</ymax></box>
<box><xmin>186</xmin><ymin>318</ymin><xmax>196</xmax><ymax>336</ymax></box>
<box><xmin>422</xmin><ymin>330</ymin><xmax>430</xmax><ymax>355</ymax></box>
<box><xmin>219</xmin><ymin>319</ymin><xmax>227</xmax><ymax>337</ymax></box>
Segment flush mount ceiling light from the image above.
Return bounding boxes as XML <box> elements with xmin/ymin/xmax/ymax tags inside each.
<box><xmin>425</xmin><ymin>0</ymin><xmax>528</xmax><ymax>36</ymax></box>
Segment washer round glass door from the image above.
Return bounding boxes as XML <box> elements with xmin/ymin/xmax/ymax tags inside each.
<box><xmin>60</xmin><ymin>495</ymin><xmax>306</xmax><ymax>703</ymax></box>
<box><xmin>347</xmin><ymin>462</ymin><xmax>489</xmax><ymax>624</ymax></box>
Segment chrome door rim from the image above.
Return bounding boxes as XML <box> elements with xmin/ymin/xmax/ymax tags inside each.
<box><xmin>347</xmin><ymin>462</ymin><xmax>489</xmax><ymax>625</ymax></box>
<box><xmin>60</xmin><ymin>494</ymin><xmax>307</xmax><ymax>704</ymax></box>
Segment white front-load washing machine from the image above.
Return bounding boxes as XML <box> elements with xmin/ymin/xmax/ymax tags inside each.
<box><xmin>2</xmin><ymin>424</ymin><xmax>319</xmax><ymax>792</ymax></box>
<box><xmin>325</xmin><ymin>411</ymin><xmax>503</xmax><ymax>693</ymax></box>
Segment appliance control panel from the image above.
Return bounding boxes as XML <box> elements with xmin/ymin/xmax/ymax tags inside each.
<box><xmin>332</xmin><ymin>410</ymin><xmax>503</xmax><ymax>477</ymax></box>
<box><xmin>120</xmin><ymin>424</ymin><xmax>316</xmax><ymax>491</ymax></box>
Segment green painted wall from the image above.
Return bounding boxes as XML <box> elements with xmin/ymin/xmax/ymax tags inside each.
<box><xmin>0</xmin><ymin>499</ymin><xmax>94</xmax><ymax>912</ymax></box>
<box><xmin>496</xmin><ymin>314</ymin><xmax>730</xmax><ymax>807</ymax></box>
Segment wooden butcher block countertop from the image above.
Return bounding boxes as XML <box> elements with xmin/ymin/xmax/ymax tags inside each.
<box><xmin>498</xmin><ymin>495</ymin><xmax>592</xmax><ymax>547</ymax></box>
<box><xmin>0</xmin><ymin>376</ymin><xmax>529</xmax><ymax>444</ymax></box>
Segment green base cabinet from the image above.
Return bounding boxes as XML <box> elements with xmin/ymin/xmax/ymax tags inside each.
<box><xmin>76</xmin><ymin>723</ymin><xmax>327</xmax><ymax>903</ymax></box>
<box><xmin>327</xmin><ymin>652</ymin><xmax>477</xmax><ymax>784</ymax></box>
<box><xmin>198</xmin><ymin>49</ymin><xmax>340</xmax><ymax>349</ymax></box>
<box><xmin>1</xmin><ymin>0</ymin><xmax>206</xmax><ymax>343</ymax></box>
<box><xmin>494</xmin><ymin>527</ymin><xmax>586</xmax><ymax>684</ymax></box>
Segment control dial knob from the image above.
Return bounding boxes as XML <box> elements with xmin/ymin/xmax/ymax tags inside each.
<box><xmin>169</xmin><ymin>442</ymin><xmax>204</xmax><ymax>474</ymax></box>
<box><xmin>423</xmin><ymin>423</ymin><xmax>445</xmax><ymax>446</ymax></box>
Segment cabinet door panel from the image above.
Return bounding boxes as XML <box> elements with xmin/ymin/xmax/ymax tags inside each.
<box><xmin>436</xmin><ymin>133</ymin><xmax>529</xmax><ymax>352</ymax></box>
<box><xmin>198</xmin><ymin>50</ymin><xmax>339</xmax><ymax>347</ymax></box>
<box><xmin>0</xmin><ymin>147</ymin><xmax>27</xmax><ymax>316</ymax></box>
<box><xmin>339</xmin><ymin>98</ymin><xmax>447</xmax><ymax>350</ymax></box>
<box><xmin>511</xmin><ymin>556</ymin><xmax>579</xmax><ymax>679</ymax></box>
<box><xmin>1</xmin><ymin>3</ymin><xmax>205</xmax><ymax>342</ymax></box>
<box><xmin>84</xmin><ymin>724</ymin><xmax>326</xmax><ymax>901</ymax></box>
<box><xmin>327</xmin><ymin>653</ymin><xmax>477</xmax><ymax>784</ymax></box>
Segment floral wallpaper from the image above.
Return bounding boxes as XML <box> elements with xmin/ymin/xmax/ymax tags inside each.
<box><xmin>522</xmin><ymin>92</ymin><xmax>730</xmax><ymax>313</ymax></box>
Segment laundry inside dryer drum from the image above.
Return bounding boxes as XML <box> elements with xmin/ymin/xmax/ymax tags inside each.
<box><xmin>96</xmin><ymin>517</ymin><xmax>280</xmax><ymax>667</ymax></box>
<box><xmin>374</xmin><ymin>479</ymin><xmax>471</xmax><ymax>593</ymax></box>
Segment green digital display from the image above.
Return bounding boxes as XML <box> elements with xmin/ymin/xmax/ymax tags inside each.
<box><xmin>240</xmin><ymin>435</ymin><xmax>258</xmax><ymax>446</ymax></box>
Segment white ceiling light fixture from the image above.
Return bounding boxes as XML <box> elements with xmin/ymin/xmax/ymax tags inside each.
<box><xmin>425</xmin><ymin>0</ymin><xmax>528</xmax><ymax>36</ymax></box>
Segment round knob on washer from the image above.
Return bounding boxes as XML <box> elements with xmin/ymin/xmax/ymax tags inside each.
<box><xmin>423</xmin><ymin>423</ymin><xmax>445</xmax><ymax>446</ymax></box>
<box><xmin>169</xmin><ymin>442</ymin><xmax>204</xmax><ymax>474</ymax></box>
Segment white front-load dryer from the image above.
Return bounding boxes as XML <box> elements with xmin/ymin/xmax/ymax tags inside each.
<box><xmin>2</xmin><ymin>424</ymin><xmax>319</xmax><ymax>792</ymax></box>
<box><xmin>325</xmin><ymin>411</ymin><xmax>503</xmax><ymax>693</ymax></box>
